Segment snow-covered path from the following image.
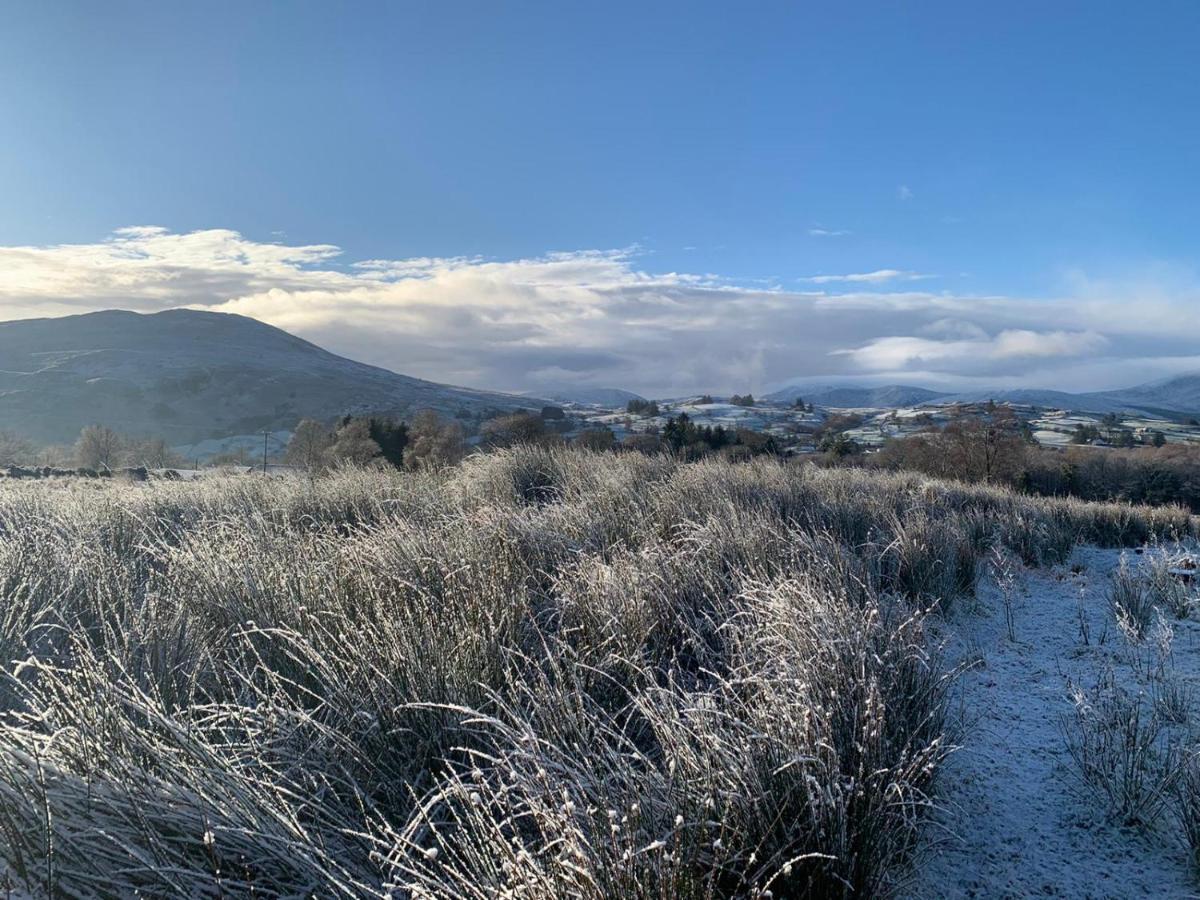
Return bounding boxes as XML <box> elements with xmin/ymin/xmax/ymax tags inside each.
<box><xmin>905</xmin><ymin>547</ymin><xmax>1200</xmax><ymax>899</ymax></box>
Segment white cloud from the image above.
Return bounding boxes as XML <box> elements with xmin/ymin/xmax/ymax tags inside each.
<box><xmin>992</xmin><ymin>328</ymin><xmax>1109</xmax><ymax>359</ymax></box>
<box><xmin>808</xmin><ymin>227</ymin><xmax>851</xmax><ymax>237</ymax></box>
<box><xmin>0</xmin><ymin>225</ymin><xmax>1197</xmax><ymax>396</ymax></box>
<box><xmin>803</xmin><ymin>269</ymin><xmax>931</xmax><ymax>284</ymax></box>
<box><xmin>835</xmin><ymin>329</ymin><xmax>1109</xmax><ymax>373</ymax></box>
<box><xmin>897</xmin><ymin>184</ymin><xmax>914</xmax><ymax>201</ymax></box>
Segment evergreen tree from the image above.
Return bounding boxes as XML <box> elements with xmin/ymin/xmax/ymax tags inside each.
<box><xmin>366</xmin><ymin>417</ymin><xmax>408</xmax><ymax>468</ymax></box>
<box><xmin>663</xmin><ymin>413</ymin><xmax>697</xmax><ymax>452</ymax></box>
<box><xmin>626</xmin><ymin>398</ymin><xmax>660</xmax><ymax>417</ymax></box>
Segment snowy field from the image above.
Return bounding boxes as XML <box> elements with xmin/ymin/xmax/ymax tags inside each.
<box><xmin>908</xmin><ymin>545</ymin><xmax>1200</xmax><ymax>898</ymax></box>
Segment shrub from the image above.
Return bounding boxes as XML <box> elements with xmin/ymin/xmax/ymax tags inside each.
<box><xmin>1109</xmin><ymin>557</ymin><xmax>1155</xmax><ymax>639</ymax></box>
<box><xmin>1063</xmin><ymin>671</ymin><xmax>1176</xmax><ymax>827</ymax></box>
<box><xmin>1172</xmin><ymin>750</ymin><xmax>1200</xmax><ymax>875</ymax></box>
<box><xmin>1143</xmin><ymin>548</ymin><xmax>1197</xmax><ymax>619</ymax></box>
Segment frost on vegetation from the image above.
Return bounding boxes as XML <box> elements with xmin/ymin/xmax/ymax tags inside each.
<box><xmin>1063</xmin><ymin>671</ymin><xmax>1178</xmax><ymax>828</ymax></box>
<box><xmin>1110</xmin><ymin>546</ymin><xmax>1200</xmax><ymax>637</ymax></box>
<box><xmin>1065</xmin><ymin>543</ymin><xmax>1200</xmax><ymax>874</ymax></box>
<box><xmin>0</xmin><ymin>449</ymin><xmax>1189</xmax><ymax>897</ymax></box>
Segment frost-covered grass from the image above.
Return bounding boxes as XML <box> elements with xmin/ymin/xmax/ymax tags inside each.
<box><xmin>909</xmin><ymin>545</ymin><xmax>1200</xmax><ymax>898</ymax></box>
<box><xmin>0</xmin><ymin>449</ymin><xmax>1191</xmax><ymax>897</ymax></box>
<box><xmin>1063</xmin><ymin>544</ymin><xmax>1200</xmax><ymax>878</ymax></box>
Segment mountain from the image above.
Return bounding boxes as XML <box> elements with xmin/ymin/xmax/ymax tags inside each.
<box><xmin>0</xmin><ymin>309</ymin><xmax>530</xmax><ymax>444</ymax></box>
<box><xmin>941</xmin><ymin>388</ymin><xmax>1135</xmax><ymax>413</ymax></box>
<box><xmin>766</xmin><ymin>383</ymin><xmax>950</xmax><ymax>408</ymax></box>
<box><xmin>943</xmin><ymin>378</ymin><xmax>1200</xmax><ymax>416</ymax></box>
<box><xmin>765</xmin><ymin>377</ymin><xmax>1200</xmax><ymax>415</ymax></box>
<box><xmin>532</xmin><ymin>387</ymin><xmax>645</xmax><ymax>407</ymax></box>
<box><xmin>1091</xmin><ymin>373</ymin><xmax>1200</xmax><ymax>416</ymax></box>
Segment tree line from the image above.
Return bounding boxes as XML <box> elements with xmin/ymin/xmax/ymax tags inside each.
<box><xmin>286</xmin><ymin>406</ymin><xmax>582</xmax><ymax>472</ymax></box>
<box><xmin>0</xmin><ymin>426</ymin><xmax>190</xmax><ymax>472</ymax></box>
<box><xmin>12</xmin><ymin>403</ymin><xmax>1197</xmax><ymax>513</ymax></box>
<box><xmin>286</xmin><ymin>411</ymin><xmax>467</xmax><ymax>472</ymax></box>
<box><xmin>819</xmin><ymin>407</ymin><xmax>1200</xmax><ymax>512</ymax></box>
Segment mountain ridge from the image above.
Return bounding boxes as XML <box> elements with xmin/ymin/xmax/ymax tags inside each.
<box><xmin>766</xmin><ymin>377</ymin><xmax>1200</xmax><ymax>415</ymax></box>
<box><xmin>4</xmin><ymin>308</ymin><xmax>1198</xmax><ymax>447</ymax></box>
<box><xmin>0</xmin><ymin>308</ymin><xmax>534</xmax><ymax>444</ymax></box>
<box><xmin>764</xmin><ymin>384</ymin><xmax>950</xmax><ymax>408</ymax></box>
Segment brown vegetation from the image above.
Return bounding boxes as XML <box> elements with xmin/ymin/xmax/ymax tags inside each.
<box><xmin>832</xmin><ymin>412</ymin><xmax>1200</xmax><ymax>512</ymax></box>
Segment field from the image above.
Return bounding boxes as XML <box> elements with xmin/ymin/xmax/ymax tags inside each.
<box><xmin>0</xmin><ymin>448</ymin><xmax>1194</xmax><ymax>898</ymax></box>
<box><xmin>563</xmin><ymin>398</ymin><xmax>1200</xmax><ymax>456</ymax></box>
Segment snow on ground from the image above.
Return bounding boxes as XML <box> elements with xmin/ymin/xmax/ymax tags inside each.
<box><xmin>1033</xmin><ymin>428</ymin><xmax>1074</xmax><ymax>448</ymax></box>
<box><xmin>905</xmin><ymin>545</ymin><xmax>1200</xmax><ymax>899</ymax></box>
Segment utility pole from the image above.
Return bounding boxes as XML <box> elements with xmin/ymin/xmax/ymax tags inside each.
<box><xmin>261</xmin><ymin>429</ymin><xmax>271</xmax><ymax>475</ymax></box>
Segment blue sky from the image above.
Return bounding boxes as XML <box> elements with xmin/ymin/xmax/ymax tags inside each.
<box><xmin>3</xmin><ymin>1</ymin><xmax>1200</xmax><ymax>396</ymax></box>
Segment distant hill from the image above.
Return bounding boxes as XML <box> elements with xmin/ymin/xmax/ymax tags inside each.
<box><xmin>765</xmin><ymin>384</ymin><xmax>950</xmax><ymax>408</ymax></box>
<box><xmin>943</xmin><ymin>380</ymin><xmax>1200</xmax><ymax>416</ymax></box>
<box><xmin>532</xmin><ymin>387</ymin><xmax>646</xmax><ymax>407</ymax></box>
<box><xmin>0</xmin><ymin>309</ymin><xmax>530</xmax><ymax>444</ymax></box>
<box><xmin>940</xmin><ymin>388</ymin><xmax>1134</xmax><ymax>413</ymax></box>
<box><xmin>1091</xmin><ymin>373</ymin><xmax>1200</xmax><ymax>415</ymax></box>
<box><xmin>767</xmin><ymin>377</ymin><xmax>1200</xmax><ymax>416</ymax></box>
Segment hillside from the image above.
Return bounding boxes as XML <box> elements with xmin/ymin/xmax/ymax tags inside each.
<box><xmin>528</xmin><ymin>386</ymin><xmax>646</xmax><ymax>407</ymax></box>
<box><xmin>767</xmin><ymin>378</ymin><xmax>1200</xmax><ymax>416</ymax></box>
<box><xmin>943</xmin><ymin>379</ymin><xmax>1200</xmax><ymax>416</ymax></box>
<box><xmin>0</xmin><ymin>309</ymin><xmax>532</xmax><ymax>444</ymax></box>
<box><xmin>1092</xmin><ymin>372</ymin><xmax>1200</xmax><ymax>415</ymax></box>
<box><xmin>943</xmin><ymin>387</ymin><xmax>1137</xmax><ymax>413</ymax></box>
<box><xmin>765</xmin><ymin>383</ymin><xmax>951</xmax><ymax>408</ymax></box>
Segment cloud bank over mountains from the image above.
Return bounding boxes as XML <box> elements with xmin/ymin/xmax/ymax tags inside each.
<box><xmin>1</xmin><ymin>226</ymin><xmax>1197</xmax><ymax>398</ymax></box>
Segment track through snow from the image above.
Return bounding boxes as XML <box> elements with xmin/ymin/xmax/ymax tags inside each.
<box><xmin>906</xmin><ymin>547</ymin><xmax>1200</xmax><ymax>899</ymax></box>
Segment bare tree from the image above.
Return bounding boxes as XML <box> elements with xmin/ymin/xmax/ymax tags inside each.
<box><xmin>404</xmin><ymin>410</ymin><xmax>466</xmax><ymax>471</ymax></box>
<box><xmin>75</xmin><ymin>425</ymin><xmax>123</xmax><ymax>470</ymax></box>
<box><xmin>481</xmin><ymin>412</ymin><xmax>555</xmax><ymax>448</ymax></box>
<box><xmin>37</xmin><ymin>445</ymin><xmax>76</xmax><ymax>468</ymax></box>
<box><xmin>124</xmin><ymin>437</ymin><xmax>184</xmax><ymax>469</ymax></box>
<box><xmin>285</xmin><ymin>419</ymin><xmax>335</xmax><ymax>472</ymax></box>
<box><xmin>0</xmin><ymin>431</ymin><xmax>35</xmax><ymax>467</ymax></box>
<box><xmin>944</xmin><ymin>407</ymin><xmax>1026</xmax><ymax>484</ymax></box>
<box><xmin>327</xmin><ymin>418</ymin><xmax>381</xmax><ymax>466</ymax></box>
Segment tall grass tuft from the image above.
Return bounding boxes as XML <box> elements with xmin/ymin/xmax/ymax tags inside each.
<box><xmin>0</xmin><ymin>448</ymin><xmax>1188</xmax><ymax>896</ymax></box>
